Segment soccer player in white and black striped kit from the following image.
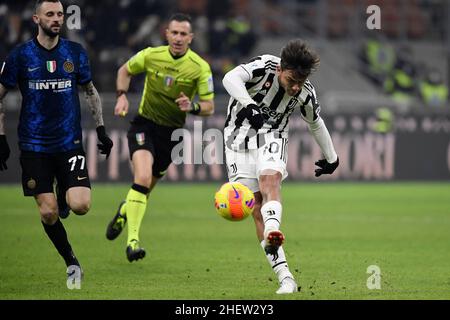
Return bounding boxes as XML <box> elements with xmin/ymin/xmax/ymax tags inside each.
<box><xmin>222</xmin><ymin>39</ymin><xmax>339</xmax><ymax>294</ymax></box>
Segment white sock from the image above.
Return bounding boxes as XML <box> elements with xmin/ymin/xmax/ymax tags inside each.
<box><xmin>261</xmin><ymin>201</ymin><xmax>282</xmax><ymax>232</ymax></box>
<box><xmin>260</xmin><ymin>240</ymin><xmax>293</xmax><ymax>283</ymax></box>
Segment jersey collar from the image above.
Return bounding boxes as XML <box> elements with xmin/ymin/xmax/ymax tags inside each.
<box><xmin>168</xmin><ymin>47</ymin><xmax>189</xmax><ymax>60</ymax></box>
<box><xmin>33</xmin><ymin>36</ymin><xmax>61</xmax><ymax>52</ymax></box>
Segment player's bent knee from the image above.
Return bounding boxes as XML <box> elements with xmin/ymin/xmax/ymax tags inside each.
<box><xmin>40</xmin><ymin>211</ymin><xmax>58</xmax><ymax>224</ymax></box>
<box><xmin>71</xmin><ymin>202</ymin><xmax>90</xmax><ymax>215</ymax></box>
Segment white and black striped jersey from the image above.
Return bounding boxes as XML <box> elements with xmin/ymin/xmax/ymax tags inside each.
<box><xmin>223</xmin><ymin>54</ymin><xmax>321</xmax><ymax>151</ymax></box>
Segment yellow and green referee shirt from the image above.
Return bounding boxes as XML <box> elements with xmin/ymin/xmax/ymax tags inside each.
<box><xmin>127</xmin><ymin>46</ymin><xmax>214</xmax><ymax>128</ymax></box>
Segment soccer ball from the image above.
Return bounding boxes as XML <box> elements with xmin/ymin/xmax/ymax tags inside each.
<box><xmin>214</xmin><ymin>182</ymin><xmax>255</xmax><ymax>221</ymax></box>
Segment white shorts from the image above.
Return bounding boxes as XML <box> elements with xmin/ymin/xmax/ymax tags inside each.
<box><xmin>225</xmin><ymin>136</ymin><xmax>288</xmax><ymax>193</ymax></box>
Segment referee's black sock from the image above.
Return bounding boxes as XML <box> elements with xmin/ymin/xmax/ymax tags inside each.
<box><xmin>42</xmin><ymin>218</ymin><xmax>79</xmax><ymax>267</ymax></box>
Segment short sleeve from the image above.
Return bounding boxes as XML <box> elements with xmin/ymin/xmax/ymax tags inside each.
<box><xmin>77</xmin><ymin>46</ymin><xmax>92</xmax><ymax>85</ymax></box>
<box><xmin>127</xmin><ymin>48</ymin><xmax>148</xmax><ymax>75</ymax></box>
<box><xmin>0</xmin><ymin>48</ymin><xmax>19</xmax><ymax>89</ymax></box>
<box><xmin>197</xmin><ymin>62</ymin><xmax>214</xmax><ymax>100</ymax></box>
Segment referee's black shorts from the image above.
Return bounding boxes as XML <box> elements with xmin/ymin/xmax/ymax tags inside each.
<box><xmin>127</xmin><ymin>115</ymin><xmax>182</xmax><ymax>178</ymax></box>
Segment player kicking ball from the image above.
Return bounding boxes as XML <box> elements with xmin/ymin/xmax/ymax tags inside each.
<box><xmin>222</xmin><ymin>39</ymin><xmax>339</xmax><ymax>294</ymax></box>
<box><xmin>0</xmin><ymin>0</ymin><xmax>113</xmax><ymax>283</ymax></box>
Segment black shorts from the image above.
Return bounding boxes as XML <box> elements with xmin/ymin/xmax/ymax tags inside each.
<box><xmin>20</xmin><ymin>149</ymin><xmax>91</xmax><ymax>197</ymax></box>
<box><xmin>127</xmin><ymin>115</ymin><xmax>181</xmax><ymax>178</ymax></box>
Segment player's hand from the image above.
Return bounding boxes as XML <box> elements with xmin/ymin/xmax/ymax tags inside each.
<box><xmin>315</xmin><ymin>157</ymin><xmax>339</xmax><ymax>177</ymax></box>
<box><xmin>0</xmin><ymin>135</ymin><xmax>10</xmax><ymax>171</ymax></box>
<box><xmin>96</xmin><ymin>126</ymin><xmax>113</xmax><ymax>159</ymax></box>
<box><xmin>245</xmin><ymin>104</ymin><xmax>265</xmax><ymax>130</ymax></box>
<box><xmin>176</xmin><ymin>92</ymin><xmax>192</xmax><ymax>112</ymax></box>
<box><xmin>114</xmin><ymin>94</ymin><xmax>129</xmax><ymax>117</ymax></box>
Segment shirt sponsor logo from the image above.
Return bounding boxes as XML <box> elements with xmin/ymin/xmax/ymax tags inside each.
<box><xmin>47</xmin><ymin>61</ymin><xmax>57</xmax><ymax>73</ymax></box>
<box><xmin>28</xmin><ymin>79</ymin><xmax>72</xmax><ymax>91</ymax></box>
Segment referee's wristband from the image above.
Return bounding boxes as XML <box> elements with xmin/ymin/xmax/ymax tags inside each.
<box><xmin>189</xmin><ymin>102</ymin><xmax>201</xmax><ymax>115</ymax></box>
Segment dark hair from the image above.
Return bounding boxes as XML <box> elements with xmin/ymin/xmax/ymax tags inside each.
<box><xmin>35</xmin><ymin>0</ymin><xmax>62</xmax><ymax>13</ymax></box>
<box><xmin>280</xmin><ymin>39</ymin><xmax>320</xmax><ymax>81</ymax></box>
<box><xmin>169</xmin><ymin>13</ymin><xmax>192</xmax><ymax>24</ymax></box>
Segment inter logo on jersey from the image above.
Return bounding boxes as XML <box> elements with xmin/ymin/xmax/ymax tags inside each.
<box><xmin>63</xmin><ymin>61</ymin><xmax>74</xmax><ymax>73</ymax></box>
<box><xmin>46</xmin><ymin>61</ymin><xmax>57</xmax><ymax>73</ymax></box>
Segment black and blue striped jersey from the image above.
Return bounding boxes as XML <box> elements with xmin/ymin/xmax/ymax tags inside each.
<box><xmin>0</xmin><ymin>37</ymin><xmax>92</xmax><ymax>153</ymax></box>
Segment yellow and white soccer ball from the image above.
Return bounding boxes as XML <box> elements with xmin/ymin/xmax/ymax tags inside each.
<box><xmin>214</xmin><ymin>182</ymin><xmax>255</xmax><ymax>221</ymax></box>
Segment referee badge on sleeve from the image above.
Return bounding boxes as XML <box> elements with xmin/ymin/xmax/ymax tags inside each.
<box><xmin>136</xmin><ymin>133</ymin><xmax>145</xmax><ymax>146</ymax></box>
<box><xmin>207</xmin><ymin>76</ymin><xmax>214</xmax><ymax>92</ymax></box>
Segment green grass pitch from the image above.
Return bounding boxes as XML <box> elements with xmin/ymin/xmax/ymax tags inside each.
<box><xmin>0</xmin><ymin>182</ymin><xmax>449</xmax><ymax>300</ymax></box>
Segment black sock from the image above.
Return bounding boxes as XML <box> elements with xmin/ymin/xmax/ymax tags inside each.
<box><xmin>42</xmin><ymin>218</ymin><xmax>78</xmax><ymax>267</ymax></box>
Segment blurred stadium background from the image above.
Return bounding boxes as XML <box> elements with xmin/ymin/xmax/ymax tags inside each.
<box><xmin>1</xmin><ymin>0</ymin><xmax>449</xmax><ymax>183</ymax></box>
<box><xmin>0</xmin><ymin>0</ymin><xmax>450</xmax><ymax>300</ymax></box>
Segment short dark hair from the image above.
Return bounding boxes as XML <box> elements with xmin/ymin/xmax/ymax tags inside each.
<box><xmin>35</xmin><ymin>0</ymin><xmax>62</xmax><ymax>13</ymax></box>
<box><xmin>280</xmin><ymin>39</ymin><xmax>320</xmax><ymax>81</ymax></box>
<box><xmin>169</xmin><ymin>13</ymin><xmax>192</xmax><ymax>27</ymax></box>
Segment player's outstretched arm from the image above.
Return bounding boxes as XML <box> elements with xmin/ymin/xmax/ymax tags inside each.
<box><xmin>307</xmin><ymin>117</ymin><xmax>339</xmax><ymax>177</ymax></box>
<box><xmin>0</xmin><ymin>84</ymin><xmax>10</xmax><ymax>171</ymax></box>
<box><xmin>114</xmin><ymin>63</ymin><xmax>132</xmax><ymax>117</ymax></box>
<box><xmin>82</xmin><ymin>81</ymin><xmax>113</xmax><ymax>158</ymax></box>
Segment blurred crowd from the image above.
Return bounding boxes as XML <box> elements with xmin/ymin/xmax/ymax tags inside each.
<box><xmin>0</xmin><ymin>0</ymin><xmax>448</xmax><ymax>103</ymax></box>
<box><xmin>359</xmin><ymin>34</ymin><xmax>448</xmax><ymax>109</ymax></box>
<box><xmin>0</xmin><ymin>0</ymin><xmax>261</xmax><ymax>92</ymax></box>
<box><xmin>297</xmin><ymin>0</ymin><xmax>447</xmax><ymax>40</ymax></box>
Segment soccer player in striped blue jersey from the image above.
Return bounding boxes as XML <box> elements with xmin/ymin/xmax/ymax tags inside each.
<box><xmin>222</xmin><ymin>39</ymin><xmax>339</xmax><ymax>294</ymax></box>
<box><xmin>0</xmin><ymin>0</ymin><xmax>113</xmax><ymax>283</ymax></box>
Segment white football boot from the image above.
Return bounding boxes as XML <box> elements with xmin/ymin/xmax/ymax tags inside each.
<box><xmin>276</xmin><ymin>277</ymin><xmax>298</xmax><ymax>294</ymax></box>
